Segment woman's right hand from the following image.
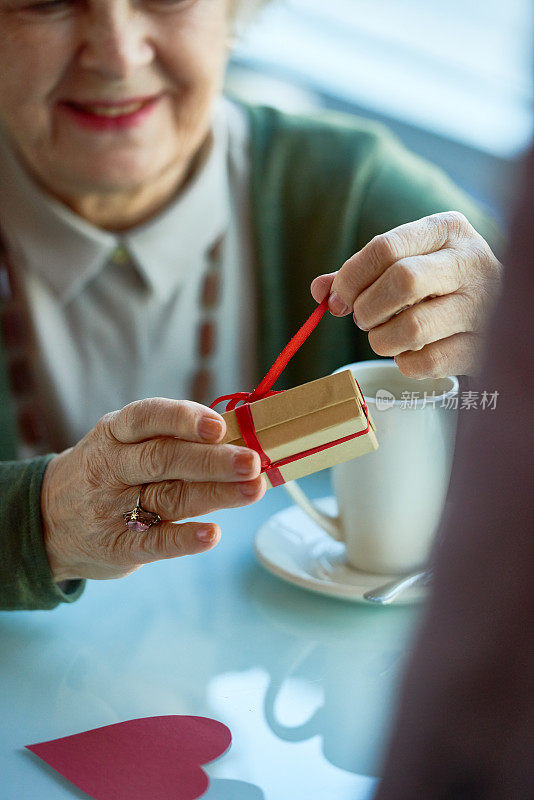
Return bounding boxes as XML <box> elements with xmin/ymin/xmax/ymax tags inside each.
<box><xmin>40</xmin><ymin>398</ymin><xmax>265</xmax><ymax>583</ymax></box>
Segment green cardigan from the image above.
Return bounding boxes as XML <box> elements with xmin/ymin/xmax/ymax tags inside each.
<box><xmin>0</xmin><ymin>102</ymin><xmax>501</xmax><ymax>610</ymax></box>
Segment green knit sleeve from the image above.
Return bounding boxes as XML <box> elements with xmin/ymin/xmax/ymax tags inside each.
<box><xmin>0</xmin><ymin>456</ymin><xmax>85</xmax><ymax>610</ymax></box>
<box><xmin>354</xmin><ymin>130</ymin><xmax>505</xmax><ymax>258</ymax></box>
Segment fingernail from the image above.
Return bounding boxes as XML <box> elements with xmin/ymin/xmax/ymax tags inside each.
<box><xmin>328</xmin><ymin>293</ymin><xmax>350</xmax><ymax>316</ymax></box>
<box><xmin>240</xmin><ymin>481</ymin><xmax>259</xmax><ymax>497</ymax></box>
<box><xmin>234</xmin><ymin>451</ymin><xmax>255</xmax><ymax>476</ymax></box>
<box><xmin>196</xmin><ymin>526</ymin><xmax>215</xmax><ymax>543</ymax></box>
<box><xmin>198</xmin><ymin>417</ymin><xmax>223</xmax><ymax>441</ymax></box>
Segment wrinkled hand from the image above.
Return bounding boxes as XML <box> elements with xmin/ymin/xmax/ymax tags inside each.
<box><xmin>311</xmin><ymin>212</ymin><xmax>503</xmax><ymax>378</ymax></box>
<box><xmin>42</xmin><ymin>398</ymin><xmax>266</xmax><ymax>582</ymax></box>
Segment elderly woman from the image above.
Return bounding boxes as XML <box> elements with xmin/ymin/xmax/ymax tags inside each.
<box><xmin>0</xmin><ymin>0</ymin><xmax>502</xmax><ymax>610</ymax></box>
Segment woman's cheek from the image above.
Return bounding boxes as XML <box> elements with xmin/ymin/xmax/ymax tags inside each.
<box><xmin>0</xmin><ymin>24</ymin><xmax>71</xmax><ymax>133</ymax></box>
<box><xmin>157</xmin><ymin>4</ymin><xmax>230</xmax><ymax>87</ymax></box>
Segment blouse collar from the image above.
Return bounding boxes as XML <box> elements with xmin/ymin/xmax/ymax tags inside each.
<box><xmin>0</xmin><ymin>98</ymin><xmax>232</xmax><ymax>304</ymax></box>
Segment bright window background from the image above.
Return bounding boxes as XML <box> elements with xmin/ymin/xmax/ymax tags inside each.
<box><xmin>227</xmin><ymin>0</ymin><xmax>533</xmax><ymax>221</ymax></box>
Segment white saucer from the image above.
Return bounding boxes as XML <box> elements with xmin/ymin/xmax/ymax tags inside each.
<box><xmin>254</xmin><ymin>497</ymin><xmax>428</xmax><ymax>605</ymax></box>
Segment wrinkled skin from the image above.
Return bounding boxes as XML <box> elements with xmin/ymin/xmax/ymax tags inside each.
<box><xmin>43</xmin><ymin>398</ymin><xmax>265</xmax><ymax>581</ymax></box>
<box><xmin>0</xmin><ymin>3</ymin><xmax>502</xmax><ymax>582</ymax></box>
<box><xmin>0</xmin><ymin>0</ymin><xmax>234</xmax><ymax>229</ymax></box>
<box><xmin>311</xmin><ymin>212</ymin><xmax>503</xmax><ymax>379</ymax></box>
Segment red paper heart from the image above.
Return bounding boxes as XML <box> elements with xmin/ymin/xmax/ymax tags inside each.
<box><xmin>26</xmin><ymin>715</ymin><xmax>232</xmax><ymax>800</ymax></box>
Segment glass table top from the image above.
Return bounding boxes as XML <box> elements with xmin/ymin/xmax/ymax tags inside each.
<box><xmin>0</xmin><ymin>471</ymin><xmax>423</xmax><ymax>800</ymax></box>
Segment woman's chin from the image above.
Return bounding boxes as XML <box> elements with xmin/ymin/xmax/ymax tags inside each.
<box><xmin>42</xmin><ymin>152</ymin><xmax>188</xmax><ymax>228</ymax></box>
<box><xmin>56</xmin><ymin>156</ymin><xmax>172</xmax><ymax>195</ymax></box>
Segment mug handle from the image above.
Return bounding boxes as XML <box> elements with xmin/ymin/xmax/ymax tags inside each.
<box><xmin>264</xmin><ymin>641</ymin><xmax>324</xmax><ymax>742</ymax></box>
<box><xmin>283</xmin><ymin>480</ymin><xmax>344</xmax><ymax>542</ymax></box>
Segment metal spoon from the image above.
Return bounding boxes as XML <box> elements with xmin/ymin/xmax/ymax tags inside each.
<box><xmin>363</xmin><ymin>569</ymin><xmax>433</xmax><ymax>604</ymax></box>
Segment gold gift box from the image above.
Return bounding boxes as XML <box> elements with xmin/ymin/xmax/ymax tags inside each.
<box><xmin>221</xmin><ymin>369</ymin><xmax>378</xmax><ymax>489</ymax></box>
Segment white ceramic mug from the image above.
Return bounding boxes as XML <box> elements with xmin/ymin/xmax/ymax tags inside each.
<box><xmin>284</xmin><ymin>360</ymin><xmax>459</xmax><ymax>575</ymax></box>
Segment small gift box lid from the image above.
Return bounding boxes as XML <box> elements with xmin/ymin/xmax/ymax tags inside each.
<box><xmin>221</xmin><ymin>369</ymin><xmax>378</xmax><ymax>488</ymax></box>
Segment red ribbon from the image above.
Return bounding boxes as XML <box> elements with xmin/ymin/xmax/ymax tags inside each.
<box><xmin>235</xmin><ymin>403</ymin><xmax>286</xmax><ymax>487</ymax></box>
<box><xmin>210</xmin><ymin>296</ymin><xmax>370</xmax><ymax>485</ymax></box>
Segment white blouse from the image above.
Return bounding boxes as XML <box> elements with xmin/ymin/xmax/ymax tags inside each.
<box><xmin>0</xmin><ymin>98</ymin><xmax>257</xmax><ymax>455</ymax></box>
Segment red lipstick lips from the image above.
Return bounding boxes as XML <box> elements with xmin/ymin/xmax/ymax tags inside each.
<box><xmin>59</xmin><ymin>95</ymin><xmax>161</xmax><ymax>131</ymax></box>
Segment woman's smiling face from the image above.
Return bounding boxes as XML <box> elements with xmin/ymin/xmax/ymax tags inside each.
<box><xmin>0</xmin><ymin>0</ymin><xmax>233</xmax><ymax>198</ymax></box>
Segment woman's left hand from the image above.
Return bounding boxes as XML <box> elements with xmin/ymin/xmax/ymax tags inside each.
<box><xmin>311</xmin><ymin>211</ymin><xmax>503</xmax><ymax>378</ymax></box>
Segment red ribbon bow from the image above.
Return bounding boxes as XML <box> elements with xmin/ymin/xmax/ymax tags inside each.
<box><xmin>210</xmin><ymin>296</ymin><xmax>370</xmax><ymax>486</ymax></box>
<box><xmin>210</xmin><ymin>296</ymin><xmax>331</xmax><ymax>412</ymax></box>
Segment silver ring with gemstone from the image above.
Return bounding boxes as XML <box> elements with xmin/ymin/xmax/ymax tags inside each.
<box><xmin>123</xmin><ymin>486</ymin><xmax>162</xmax><ymax>532</ymax></box>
